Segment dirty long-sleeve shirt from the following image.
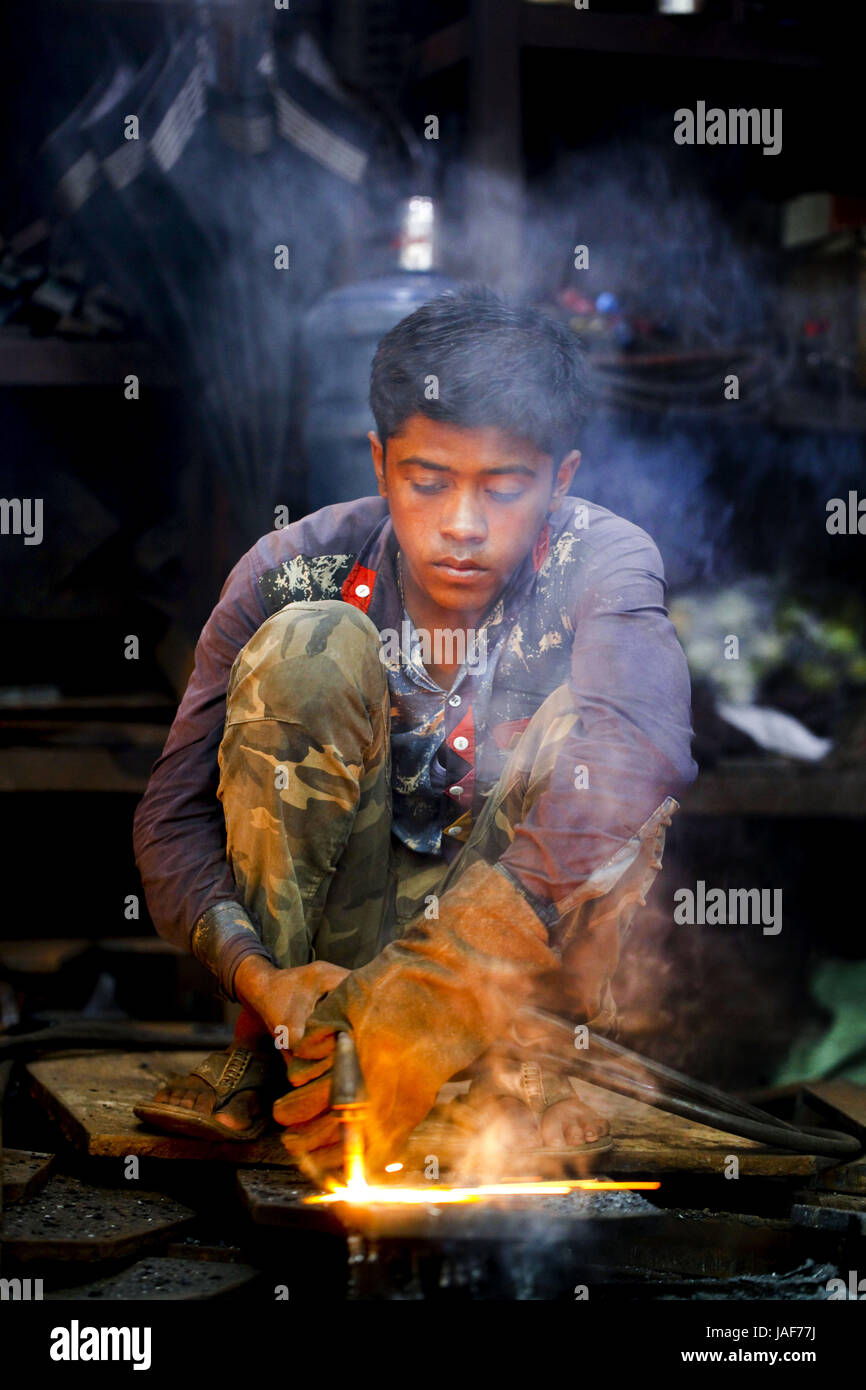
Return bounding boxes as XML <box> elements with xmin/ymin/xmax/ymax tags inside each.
<box><xmin>133</xmin><ymin>493</ymin><xmax>697</xmax><ymax>985</ymax></box>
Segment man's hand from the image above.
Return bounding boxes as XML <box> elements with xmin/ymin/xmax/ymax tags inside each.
<box><xmin>234</xmin><ymin>956</ymin><xmax>349</xmax><ymax>1051</ymax></box>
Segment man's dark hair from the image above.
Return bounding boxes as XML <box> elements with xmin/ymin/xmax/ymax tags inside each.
<box><xmin>369</xmin><ymin>285</ymin><xmax>590</xmax><ymax>464</ymax></box>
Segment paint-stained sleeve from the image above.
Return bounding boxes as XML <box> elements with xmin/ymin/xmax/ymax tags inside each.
<box><xmin>132</xmin><ymin>538</ymin><xmax>278</xmax><ymax>962</ymax></box>
<box><xmin>498</xmin><ymin>523</ymin><xmax>698</xmax><ymax>915</ymax></box>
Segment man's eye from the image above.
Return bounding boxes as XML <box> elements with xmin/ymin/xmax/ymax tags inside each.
<box><xmin>488</xmin><ymin>490</ymin><xmax>525</xmax><ymax>502</ymax></box>
<box><xmin>411</xmin><ymin>482</ymin><xmax>446</xmax><ymax>495</ymax></box>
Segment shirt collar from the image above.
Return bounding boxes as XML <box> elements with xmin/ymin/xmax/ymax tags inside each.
<box><xmin>351</xmin><ymin>497</ymin><xmax>576</xmax><ymax>635</ymax></box>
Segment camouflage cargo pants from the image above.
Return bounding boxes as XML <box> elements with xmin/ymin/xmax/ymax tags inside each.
<box><xmin>218</xmin><ymin>600</ymin><xmax>675</xmax><ymax>1032</ymax></box>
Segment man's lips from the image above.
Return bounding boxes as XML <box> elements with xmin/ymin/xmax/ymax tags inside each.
<box><xmin>432</xmin><ymin>559</ymin><xmax>489</xmax><ymax>581</ymax></box>
<box><xmin>434</xmin><ymin>558</ymin><xmax>487</xmax><ymax>572</ymax></box>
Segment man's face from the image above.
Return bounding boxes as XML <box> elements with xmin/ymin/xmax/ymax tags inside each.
<box><xmin>371</xmin><ymin>414</ymin><xmax>580</xmax><ymax>622</ymax></box>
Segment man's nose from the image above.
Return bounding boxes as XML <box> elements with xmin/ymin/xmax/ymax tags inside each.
<box><xmin>440</xmin><ymin>491</ymin><xmax>487</xmax><ymax>543</ymax></box>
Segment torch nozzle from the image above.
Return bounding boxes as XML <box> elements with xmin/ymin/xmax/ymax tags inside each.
<box><xmin>331</xmin><ymin>1031</ymin><xmax>368</xmax><ymax>1190</ymax></box>
<box><xmin>330</xmin><ymin>1030</ymin><xmax>366</xmax><ymax>1109</ymax></box>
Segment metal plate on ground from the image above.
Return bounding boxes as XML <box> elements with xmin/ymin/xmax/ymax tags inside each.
<box><xmin>48</xmin><ymin>1255</ymin><xmax>259</xmax><ymax>1300</ymax></box>
<box><xmin>815</xmin><ymin>1158</ymin><xmax>866</xmax><ymax>1195</ymax></box>
<box><xmin>2</xmin><ymin>1148</ymin><xmax>55</xmax><ymax>1204</ymax></box>
<box><xmin>236</xmin><ymin>1166</ymin><xmax>665</xmax><ymax>1243</ymax></box>
<box><xmin>1</xmin><ymin>1173</ymin><xmax>194</xmax><ymax>1263</ymax></box>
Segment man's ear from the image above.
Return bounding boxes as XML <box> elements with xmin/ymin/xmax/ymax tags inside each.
<box><xmin>369</xmin><ymin>431</ymin><xmax>387</xmax><ymax>497</ymax></box>
<box><xmin>550</xmin><ymin>449</ymin><xmax>581</xmax><ymax>512</ymax></box>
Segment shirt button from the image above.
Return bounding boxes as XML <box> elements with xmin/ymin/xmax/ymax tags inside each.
<box><xmin>453</xmin><ymin>735</ymin><xmax>469</xmax><ymax>752</ymax></box>
<box><xmin>448</xmin><ymin>785</ymin><xmax>463</xmax><ymax>797</ymax></box>
<box><xmin>448</xmin><ymin>695</ymin><xmax>461</xmax><ymax>707</ymax></box>
<box><xmin>355</xmin><ymin>583</ymin><xmax>370</xmax><ymax>598</ymax></box>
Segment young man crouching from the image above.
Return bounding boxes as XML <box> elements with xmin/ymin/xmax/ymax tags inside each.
<box><xmin>133</xmin><ymin>286</ymin><xmax>697</xmax><ymax>1170</ymax></box>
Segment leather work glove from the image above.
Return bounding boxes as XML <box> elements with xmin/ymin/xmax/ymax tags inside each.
<box><xmin>273</xmin><ymin>859</ymin><xmax>559</xmax><ymax>1172</ymax></box>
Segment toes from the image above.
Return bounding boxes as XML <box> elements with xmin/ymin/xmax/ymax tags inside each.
<box><xmin>541</xmin><ymin>1098</ymin><xmax>609</xmax><ymax>1149</ymax></box>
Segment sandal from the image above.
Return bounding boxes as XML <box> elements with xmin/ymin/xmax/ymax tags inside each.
<box><xmin>133</xmin><ymin>1046</ymin><xmax>277</xmax><ymax>1143</ymax></box>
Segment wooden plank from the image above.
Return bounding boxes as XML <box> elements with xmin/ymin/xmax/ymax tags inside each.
<box><xmin>575</xmin><ymin>1093</ymin><xmax>819</xmax><ymax>1177</ymax></box>
<box><xmin>26</xmin><ymin>1050</ymin><xmax>829</xmax><ymax>1177</ymax></box>
<box><xmin>0</xmin><ymin>940</ymin><xmax>90</xmax><ymax>975</ymax></box>
<box><xmin>48</xmin><ymin>1256</ymin><xmax>259</xmax><ymax>1301</ymax></box>
<box><xmin>2</xmin><ymin>1149</ymin><xmax>55</xmax><ymax>1204</ymax></box>
<box><xmin>2</xmin><ymin>1173</ymin><xmax>194</xmax><ymax>1263</ymax></box>
<box><xmin>802</xmin><ymin>1080</ymin><xmax>866</xmax><ymax>1143</ymax></box>
<box><xmin>524</xmin><ymin>1077</ymin><xmax>821</xmax><ymax>1177</ymax></box>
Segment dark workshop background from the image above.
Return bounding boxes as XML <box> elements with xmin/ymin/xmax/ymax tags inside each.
<box><xmin>1</xmin><ymin>0</ymin><xmax>864</xmax><ymax>1088</ymax></box>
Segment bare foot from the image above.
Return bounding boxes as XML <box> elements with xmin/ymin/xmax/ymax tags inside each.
<box><xmin>540</xmin><ymin>1096</ymin><xmax>610</xmax><ymax>1148</ymax></box>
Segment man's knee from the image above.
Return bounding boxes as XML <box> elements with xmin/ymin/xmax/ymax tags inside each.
<box><xmin>227</xmin><ymin>600</ymin><xmax>386</xmax><ymax>729</ymax></box>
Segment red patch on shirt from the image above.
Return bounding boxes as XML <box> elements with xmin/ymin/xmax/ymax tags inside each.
<box><xmin>341</xmin><ymin>562</ymin><xmax>377</xmax><ymax>614</ymax></box>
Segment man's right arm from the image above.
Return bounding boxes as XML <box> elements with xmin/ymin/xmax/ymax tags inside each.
<box><xmin>132</xmin><ymin>539</ymin><xmax>277</xmax><ymax>999</ymax></box>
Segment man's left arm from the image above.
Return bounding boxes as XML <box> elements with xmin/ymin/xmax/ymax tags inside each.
<box><xmin>497</xmin><ymin>521</ymin><xmax>698</xmax><ymax>920</ymax></box>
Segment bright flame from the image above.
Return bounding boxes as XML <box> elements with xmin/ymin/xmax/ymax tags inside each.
<box><xmin>342</xmin><ymin>1119</ymin><xmax>368</xmax><ymax>1199</ymax></box>
<box><xmin>318</xmin><ymin>1112</ymin><xmax>660</xmax><ymax>1207</ymax></box>
<box><xmin>307</xmin><ymin>1177</ymin><xmax>660</xmax><ymax>1206</ymax></box>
